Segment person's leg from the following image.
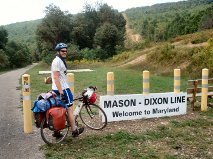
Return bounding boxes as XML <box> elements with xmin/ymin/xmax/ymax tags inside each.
<box><xmin>67</xmin><ymin>107</ymin><xmax>77</xmax><ymax>131</ymax></box>
<box><xmin>63</xmin><ymin>88</ymin><xmax>84</xmax><ymax>136</ymax></box>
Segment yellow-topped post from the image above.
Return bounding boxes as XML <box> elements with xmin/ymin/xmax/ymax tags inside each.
<box><xmin>174</xmin><ymin>69</ymin><xmax>181</xmax><ymax>93</ymax></box>
<box><xmin>22</xmin><ymin>74</ymin><xmax>32</xmax><ymax>133</ymax></box>
<box><xmin>107</xmin><ymin>72</ymin><xmax>114</xmax><ymax>95</ymax></box>
<box><xmin>143</xmin><ymin>70</ymin><xmax>150</xmax><ymax>95</ymax></box>
<box><xmin>201</xmin><ymin>68</ymin><xmax>208</xmax><ymax>112</ymax></box>
<box><xmin>67</xmin><ymin>73</ymin><xmax>75</xmax><ymax>110</ymax></box>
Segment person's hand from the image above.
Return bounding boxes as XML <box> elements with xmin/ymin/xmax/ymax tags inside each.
<box><xmin>60</xmin><ymin>93</ymin><xmax>66</xmax><ymax>101</ymax></box>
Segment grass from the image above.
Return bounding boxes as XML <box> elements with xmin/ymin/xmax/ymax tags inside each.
<box><xmin>24</xmin><ymin>62</ymin><xmax>213</xmax><ymax>159</ymax></box>
<box><xmin>41</xmin><ymin>110</ymin><xmax>213</xmax><ymax>159</ymax></box>
<box><xmin>26</xmin><ymin>62</ymin><xmax>189</xmax><ymax>102</ymax></box>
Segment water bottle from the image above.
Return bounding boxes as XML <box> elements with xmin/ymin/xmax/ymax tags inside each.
<box><xmin>74</xmin><ymin>105</ymin><xmax>80</xmax><ymax>115</ymax></box>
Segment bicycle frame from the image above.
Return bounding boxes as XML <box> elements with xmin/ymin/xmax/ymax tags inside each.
<box><xmin>73</xmin><ymin>100</ymin><xmax>83</xmax><ymax>116</ymax></box>
<box><xmin>40</xmin><ymin>87</ymin><xmax>107</xmax><ymax>145</ymax></box>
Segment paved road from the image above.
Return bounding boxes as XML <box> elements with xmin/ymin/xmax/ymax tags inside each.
<box><xmin>0</xmin><ymin>64</ymin><xmax>44</xmax><ymax>159</ymax></box>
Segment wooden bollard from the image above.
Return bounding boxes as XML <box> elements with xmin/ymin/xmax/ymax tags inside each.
<box><xmin>107</xmin><ymin>72</ymin><xmax>114</xmax><ymax>95</ymax></box>
<box><xmin>22</xmin><ymin>74</ymin><xmax>32</xmax><ymax>133</ymax></box>
<box><xmin>174</xmin><ymin>69</ymin><xmax>181</xmax><ymax>93</ymax></box>
<box><xmin>201</xmin><ymin>68</ymin><xmax>208</xmax><ymax>112</ymax></box>
<box><xmin>143</xmin><ymin>70</ymin><xmax>150</xmax><ymax>95</ymax></box>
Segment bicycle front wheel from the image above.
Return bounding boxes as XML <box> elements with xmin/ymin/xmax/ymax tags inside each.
<box><xmin>79</xmin><ymin>104</ymin><xmax>107</xmax><ymax>130</ymax></box>
<box><xmin>40</xmin><ymin>113</ymin><xmax>70</xmax><ymax>145</ymax></box>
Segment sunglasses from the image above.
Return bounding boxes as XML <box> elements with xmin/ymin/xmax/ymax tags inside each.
<box><xmin>60</xmin><ymin>50</ymin><xmax>67</xmax><ymax>53</ymax></box>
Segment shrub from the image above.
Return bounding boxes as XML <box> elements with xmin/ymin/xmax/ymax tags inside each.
<box><xmin>187</xmin><ymin>44</ymin><xmax>213</xmax><ymax>77</ymax></box>
<box><xmin>111</xmin><ymin>51</ymin><xmax>131</xmax><ymax>63</ymax></box>
<box><xmin>0</xmin><ymin>49</ymin><xmax>9</xmax><ymax>69</ymax></box>
<box><xmin>191</xmin><ymin>37</ymin><xmax>208</xmax><ymax>44</ymax></box>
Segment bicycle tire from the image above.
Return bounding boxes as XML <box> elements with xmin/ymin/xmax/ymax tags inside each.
<box><xmin>40</xmin><ymin>112</ymin><xmax>70</xmax><ymax>145</ymax></box>
<box><xmin>79</xmin><ymin>104</ymin><xmax>107</xmax><ymax>130</ymax></box>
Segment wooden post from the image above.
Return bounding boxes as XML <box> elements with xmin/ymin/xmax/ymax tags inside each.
<box><xmin>143</xmin><ymin>70</ymin><xmax>150</xmax><ymax>95</ymax></box>
<box><xmin>107</xmin><ymin>72</ymin><xmax>114</xmax><ymax>95</ymax></box>
<box><xmin>22</xmin><ymin>74</ymin><xmax>32</xmax><ymax>133</ymax></box>
<box><xmin>174</xmin><ymin>69</ymin><xmax>181</xmax><ymax>93</ymax></box>
<box><xmin>201</xmin><ymin>68</ymin><xmax>208</xmax><ymax>112</ymax></box>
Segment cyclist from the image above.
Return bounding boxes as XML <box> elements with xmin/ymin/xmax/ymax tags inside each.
<box><xmin>51</xmin><ymin>42</ymin><xmax>84</xmax><ymax>138</ymax></box>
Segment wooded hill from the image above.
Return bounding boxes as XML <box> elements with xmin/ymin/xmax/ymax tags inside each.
<box><xmin>1</xmin><ymin>0</ymin><xmax>212</xmax><ymax>75</ymax></box>
<box><xmin>125</xmin><ymin>0</ymin><xmax>213</xmax><ymax>41</ymax></box>
<box><xmin>3</xmin><ymin>0</ymin><xmax>213</xmax><ymax>48</ymax></box>
<box><xmin>3</xmin><ymin>19</ymin><xmax>42</xmax><ymax>50</ymax></box>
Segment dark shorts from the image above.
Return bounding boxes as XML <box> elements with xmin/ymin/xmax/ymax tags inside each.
<box><xmin>52</xmin><ymin>88</ymin><xmax>73</xmax><ymax>107</ymax></box>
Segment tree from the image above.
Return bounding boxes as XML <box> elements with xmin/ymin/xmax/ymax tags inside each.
<box><xmin>0</xmin><ymin>27</ymin><xmax>8</xmax><ymax>50</ymax></box>
<box><xmin>36</xmin><ymin>4</ymin><xmax>73</xmax><ymax>56</ymax></box>
<box><xmin>6</xmin><ymin>41</ymin><xmax>32</xmax><ymax>68</ymax></box>
<box><xmin>71</xmin><ymin>11</ymin><xmax>98</xmax><ymax>49</ymax></box>
<box><xmin>0</xmin><ymin>49</ymin><xmax>9</xmax><ymax>69</ymax></box>
<box><xmin>71</xmin><ymin>3</ymin><xmax>126</xmax><ymax>59</ymax></box>
<box><xmin>98</xmin><ymin>4</ymin><xmax>126</xmax><ymax>45</ymax></box>
<box><xmin>94</xmin><ymin>23</ymin><xmax>119</xmax><ymax>59</ymax></box>
<box><xmin>199</xmin><ymin>6</ymin><xmax>213</xmax><ymax>30</ymax></box>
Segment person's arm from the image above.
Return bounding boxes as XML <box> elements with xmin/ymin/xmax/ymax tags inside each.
<box><xmin>53</xmin><ymin>71</ymin><xmax>63</xmax><ymax>95</ymax></box>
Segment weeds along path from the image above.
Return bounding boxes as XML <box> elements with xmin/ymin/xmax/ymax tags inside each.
<box><xmin>118</xmin><ymin>40</ymin><xmax>208</xmax><ymax>68</ymax></box>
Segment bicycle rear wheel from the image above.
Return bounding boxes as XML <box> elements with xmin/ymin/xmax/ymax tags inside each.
<box><xmin>40</xmin><ymin>113</ymin><xmax>70</xmax><ymax>145</ymax></box>
<box><xmin>79</xmin><ymin>104</ymin><xmax>107</xmax><ymax>130</ymax></box>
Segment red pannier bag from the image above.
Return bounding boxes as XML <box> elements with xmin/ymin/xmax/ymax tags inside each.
<box><xmin>33</xmin><ymin>112</ymin><xmax>46</xmax><ymax>128</ymax></box>
<box><xmin>46</xmin><ymin>107</ymin><xmax>66</xmax><ymax>131</ymax></box>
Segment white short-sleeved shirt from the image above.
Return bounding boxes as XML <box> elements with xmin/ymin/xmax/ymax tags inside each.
<box><xmin>51</xmin><ymin>56</ymin><xmax>69</xmax><ymax>90</ymax></box>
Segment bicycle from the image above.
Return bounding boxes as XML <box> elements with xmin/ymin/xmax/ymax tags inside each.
<box><xmin>40</xmin><ymin>86</ymin><xmax>107</xmax><ymax>145</ymax></box>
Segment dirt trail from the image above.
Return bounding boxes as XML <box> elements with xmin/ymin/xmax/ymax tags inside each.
<box><xmin>0</xmin><ymin>64</ymin><xmax>44</xmax><ymax>159</ymax></box>
<box><xmin>119</xmin><ymin>36</ymin><xmax>208</xmax><ymax>68</ymax></box>
<box><xmin>118</xmin><ymin>47</ymin><xmax>156</xmax><ymax>68</ymax></box>
<box><xmin>123</xmin><ymin>13</ymin><xmax>142</xmax><ymax>44</ymax></box>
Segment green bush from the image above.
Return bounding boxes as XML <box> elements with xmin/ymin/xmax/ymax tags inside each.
<box><xmin>110</xmin><ymin>51</ymin><xmax>131</xmax><ymax>63</ymax></box>
<box><xmin>191</xmin><ymin>37</ymin><xmax>208</xmax><ymax>44</ymax></box>
<box><xmin>42</xmin><ymin>52</ymin><xmax>55</xmax><ymax>65</ymax></box>
<box><xmin>187</xmin><ymin>44</ymin><xmax>213</xmax><ymax>77</ymax></box>
<box><xmin>0</xmin><ymin>49</ymin><xmax>9</xmax><ymax>69</ymax></box>
<box><xmin>6</xmin><ymin>41</ymin><xmax>32</xmax><ymax>68</ymax></box>
<box><xmin>80</xmin><ymin>48</ymin><xmax>97</xmax><ymax>60</ymax></box>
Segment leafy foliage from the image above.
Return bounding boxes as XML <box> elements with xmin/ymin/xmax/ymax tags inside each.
<box><xmin>0</xmin><ymin>27</ymin><xmax>32</xmax><ymax>69</ymax></box>
<box><xmin>0</xmin><ymin>49</ymin><xmax>9</xmax><ymax>68</ymax></box>
<box><xmin>5</xmin><ymin>41</ymin><xmax>32</xmax><ymax>68</ymax></box>
<box><xmin>125</xmin><ymin>0</ymin><xmax>213</xmax><ymax>41</ymax></box>
<box><xmin>188</xmin><ymin>38</ymin><xmax>213</xmax><ymax>76</ymax></box>
<box><xmin>36</xmin><ymin>4</ymin><xmax>73</xmax><ymax>58</ymax></box>
<box><xmin>36</xmin><ymin>3</ymin><xmax>126</xmax><ymax>61</ymax></box>
<box><xmin>3</xmin><ymin>19</ymin><xmax>41</xmax><ymax>50</ymax></box>
<box><xmin>0</xmin><ymin>27</ymin><xmax>8</xmax><ymax>50</ymax></box>
<box><xmin>94</xmin><ymin>23</ymin><xmax>119</xmax><ymax>58</ymax></box>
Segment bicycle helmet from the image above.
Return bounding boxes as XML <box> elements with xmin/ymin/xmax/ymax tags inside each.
<box><xmin>55</xmin><ymin>43</ymin><xmax>67</xmax><ymax>51</ymax></box>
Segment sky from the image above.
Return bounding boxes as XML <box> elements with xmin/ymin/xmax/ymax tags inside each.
<box><xmin>0</xmin><ymin>0</ymin><xmax>184</xmax><ymax>26</ymax></box>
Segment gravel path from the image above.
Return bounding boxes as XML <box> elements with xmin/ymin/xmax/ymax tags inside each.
<box><xmin>0</xmin><ymin>64</ymin><xmax>44</xmax><ymax>159</ymax></box>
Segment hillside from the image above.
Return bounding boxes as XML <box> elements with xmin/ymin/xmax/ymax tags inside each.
<box><xmin>1</xmin><ymin>0</ymin><xmax>212</xmax><ymax>77</ymax></box>
<box><xmin>113</xmin><ymin>28</ymin><xmax>213</xmax><ymax>78</ymax></box>
<box><xmin>3</xmin><ymin>0</ymin><xmax>212</xmax><ymax>49</ymax></box>
<box><xmin>125</xmin><ymin>0</ymin><xmax>213</xmax><ymax>41</ymax></box>
<box><xmin>4</xmin><ymin>19</ymin><xmax>42</xmax><ymax>49</ymax></box>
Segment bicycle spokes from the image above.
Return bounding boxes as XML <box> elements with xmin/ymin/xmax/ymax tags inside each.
<box><xmin>86</xmin><ymin>105</ymin><xmax>95</xmax><ymax>118</ymax></box>
<box><xmin>80</xmin><ymin>104</ymin><xmax>107</xmax><ymax>130</ymax></box>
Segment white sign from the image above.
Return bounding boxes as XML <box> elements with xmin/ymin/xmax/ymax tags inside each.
<box><xmin>39</xmin><ymin>69</ymin><xmax>94</xmax><ymax>74</ymax></box>
<box><xmin>100</xmin><ymin>92</ymin><xmax>187</xmax><ymax>122</ymax></box>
